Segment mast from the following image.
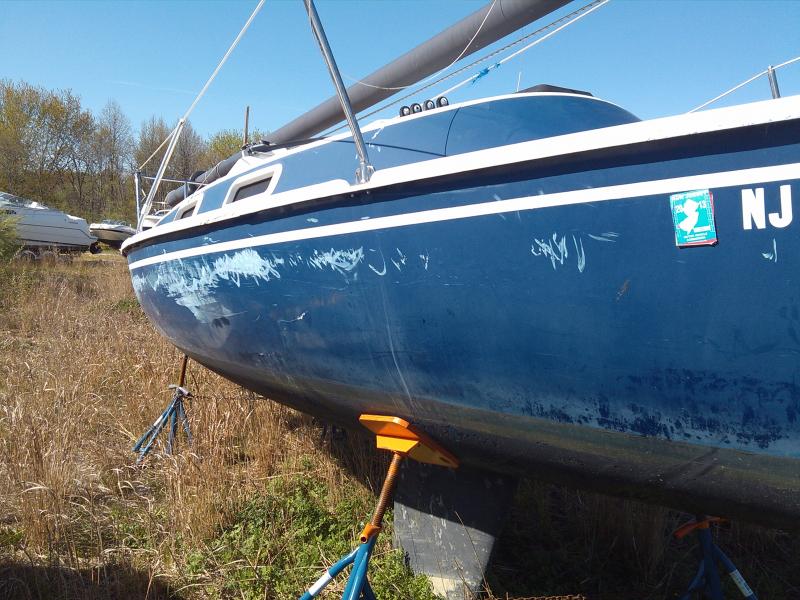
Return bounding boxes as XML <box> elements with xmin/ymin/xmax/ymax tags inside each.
<box><xmin>269</xmin><ymin>0</ymin><xmax>571</xmax><ymax>145</ymax></box>
<box><xmin>304</xmin><ymin>0</ymin><xmax>373</xmax><ymax>183</ymax></box>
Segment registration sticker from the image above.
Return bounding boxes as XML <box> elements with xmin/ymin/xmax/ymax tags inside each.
<box><xmin>670</xmin><ymin>189</ymin><xmax>717</xmax><ymax>247</ymax></box>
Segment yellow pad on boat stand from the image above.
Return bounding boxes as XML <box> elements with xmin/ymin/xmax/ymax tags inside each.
<box><xmin>358</xmin><ymin>414</ymin><xmax>459</xmax><ymax>468</ymax></box>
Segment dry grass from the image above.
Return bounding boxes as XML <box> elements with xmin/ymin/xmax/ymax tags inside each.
<box><xmin>0</xmin><ymin>258</ymin><xmax>411</xmax><ymax>599</ymax></box>
<box><xmin>0</xmin><ymin>257</ymin><xmax>797</xmax><ymax>600</ymax></box>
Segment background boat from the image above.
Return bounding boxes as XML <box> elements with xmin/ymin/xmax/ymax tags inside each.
<box><xmin>89</xmin><ymin>219</ymin><xmax>136</xmax><ymax>249</ymax></box>
<box><xmin>1</xmin><ymin>191</ymin><xmax>97</xmax><ymax>255</ymax></box>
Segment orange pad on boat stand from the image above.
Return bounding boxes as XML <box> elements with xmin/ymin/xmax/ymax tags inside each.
<box><xmin>358</xmin><ymin>414</ymin><xmax>459</xmax><ymax>468</ymax></box>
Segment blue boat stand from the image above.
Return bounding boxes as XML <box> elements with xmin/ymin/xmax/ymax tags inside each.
<box><xmin>299</xmin><ymin>414</ymin><xmax>459</xmax><ymax>600</ymax></box>
<box><xmin>675</xmin><ymin>516</ymin><xmax>757</xmax><ymax>600</ymax></box>
<box><xmin>133</xmin><ymin>355</ymin><xmax>193</xmax><ymax>464</ymax></box>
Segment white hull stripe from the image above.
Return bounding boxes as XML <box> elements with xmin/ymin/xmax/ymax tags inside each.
<box><xmin>122</xmin><ymin>96</ymin><xmax>800</xmax><ymax>253</ymax></box>
<box><xmin>128</xmin><ymin>162</ymin><xmax>800</xmax><ymax>271</ymax></box>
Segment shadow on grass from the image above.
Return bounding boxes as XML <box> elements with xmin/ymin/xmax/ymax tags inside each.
<box><xmin>297</xmin><ymin>422</ymin><xmax>800</xmax><ymax>599</ymax></box>
<box><xmin>484</xmin><ymin>480</ymin><xmax>800</xmax><ymax>600</ymax></box>
<box><xmin>0</xmin><ymin>561</ymin><xmax>177</xmax><ymax>600</ymax></box>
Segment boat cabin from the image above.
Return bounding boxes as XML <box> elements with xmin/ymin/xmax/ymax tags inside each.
<box><xmin>152</xmin><ymin>92</ymin><xmax>639</xmax><ymax>227</ymax></box>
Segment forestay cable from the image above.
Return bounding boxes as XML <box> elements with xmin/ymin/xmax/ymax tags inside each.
<box><xmin>139</xmin><ymin>124</ymin><xmax>179</xmax><ymax>171</ymax></box>
<box><xmin>138</xmin><ymin>0</ymin><xmax>265</xmax><ymax>226</ymax></box>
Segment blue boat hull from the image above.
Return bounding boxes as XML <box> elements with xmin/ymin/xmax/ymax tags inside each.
<box><xmin>127</xmin><ymin>119</ymin><xmax>800</xmax><ymax>528</ymax></box>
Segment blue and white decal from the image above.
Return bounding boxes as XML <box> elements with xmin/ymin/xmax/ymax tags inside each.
<box><xmin>670</xmin><ymin>189</ymin><xmax>717</xmax><ymax>246</ymax></box>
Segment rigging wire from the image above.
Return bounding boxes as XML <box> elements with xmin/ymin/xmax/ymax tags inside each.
<box><xmin>138</xmin><ymin>0</ymin><xmax>266</xmax><ymax>172</ymax></box>
<box><xmin>340</xmin><ymin>0</ymin><xmax>498</xmax><ymax>92</ymax></box>
<box><xmin>137</xmin><ymin>0</ymin><xmax>265</xmax><ymax>226</ymax></box>
<box><xmin>181</xmin><ymin>0</ymin><xmax>265</xmax><ymax>125</ymax></box>
<box><xmin>320</xmin><ymin>0</ymin><xmax>610</xmax><ymax>137</ymax></box>
<box><xmin>139</xmin><ymin>124</ymin><xmax>180</xmax><ymax>171</ymax></box>
<box><xmin>688</xmin><ymin>54</ymin><xmax>800</xmax><ymax>113</ymax></box>
<box><xmin>437</xmin><ymin>0</ymin><xmax>609</xmax><ymax>98</ymax></box>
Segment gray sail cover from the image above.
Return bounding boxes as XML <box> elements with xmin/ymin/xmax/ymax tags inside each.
<box><xmin>270</xmin><ymin>0</ymin><xmax>571</xmax><ymax>144</ymax></box>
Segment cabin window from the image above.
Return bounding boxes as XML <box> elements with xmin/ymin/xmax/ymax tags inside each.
<box><xmin>223</xmin><ymin>165</ymin><xmax>282</xmax><ymax>206</ymax></box>
<box><xmin>176</xmin><ymin>202</ymin><xmax>197</xmax><ymax>220</ymax></box>
<box><xmin>232</xmin><ymin>177</ymin><xmax>272</xmax><ymax>202</ymax></box>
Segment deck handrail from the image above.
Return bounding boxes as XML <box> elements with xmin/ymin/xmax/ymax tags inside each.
<box><xmin>689</xmin><ymin>55</ymin><xmax>800</xmax><ymax>113</ymax></box>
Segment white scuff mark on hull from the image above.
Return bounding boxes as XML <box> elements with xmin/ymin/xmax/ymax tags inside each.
<box><xmin>368</xmin><ymin>249</ymin><xmax>387</xmax><ymax>276</ymax></box>
<box><xmin>279</xmin><ymin>311</ymin><xmax>307</xmax><ymax>324</ymax></box>
<box><xmin>213</xmin><ymin>249</ymin><xmax>283</xmax><ymax>286</ymax></box>
<box><xmin>307</xmin><ymin>247</ymin><xmax>364</xmax><ymax>278</ymax></box>
<box><xmin>531</xmin><ymin>233</ymin><xmax>568</xmax><ymax>270</ymax></box>
<box><xmin>132</xmin><ymin>248</ymin><xmax>285</xmax><ymax>322</ymax></box>
<box><xmin>588</xmin><ymin>231</ymin><xmax>618</xmax><ymax>242</ymax></box>
<box><xmin>391</xmin><ymin>247</ymin><xmax>407</xmax><ymax>272</ymax></box>
<box><xmin>419</xmin><ymin>252</ymin><xmax>429</xmax><ymax>270</ymax></box>
<box><xmin>762</xmin><ymin>238</ymin><xmax>778</xmax><ymax>263</ymax></box>
<box><xmin>573</xmin><ymin>236</ymin><xmax>586</xmax><ymax>273</ymax></box>
<box><xmin>530</xmin><ymin>231</ymin><xmax>611</xmax><ymax>273</ymax></box>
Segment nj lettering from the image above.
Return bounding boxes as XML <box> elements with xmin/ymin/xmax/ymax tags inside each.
<box><xmin>741</xmin><ymin>185</ymin><xmax>793</xmax><ymax>230</ymax></box>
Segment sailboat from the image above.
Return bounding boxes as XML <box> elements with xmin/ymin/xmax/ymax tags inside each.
<box><xmin>123</xmin><ymin>0</ymin><xmax>800</xmax><ymax>594</ymax></box>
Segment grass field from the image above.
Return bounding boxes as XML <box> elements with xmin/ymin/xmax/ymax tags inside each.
<box><xmin>0</xmin><ymin>255</ymin><xmax>798</xmax><ymax>599</ymax></box>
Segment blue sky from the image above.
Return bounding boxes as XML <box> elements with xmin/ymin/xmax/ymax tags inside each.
<box><xmin>2</xmin><ymin>0</ymin><xmax>800</xmax><ymax>143</ymax></box>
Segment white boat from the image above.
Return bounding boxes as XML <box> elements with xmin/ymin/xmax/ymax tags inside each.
<box><xmin>0</xmin><ymin>191</ymin><xmax>97</xmax><ymax>254</ymax></box>
<box><xmin>89</xmin><ymin>219</ymin><xmax>136</xmax><ymax>249</ymax></box>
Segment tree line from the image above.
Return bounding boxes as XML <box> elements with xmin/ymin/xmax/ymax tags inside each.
<box><xmin>0</xmin><ymin>79</ymin><xmax>261</xmax><ymax>223</ymax></box>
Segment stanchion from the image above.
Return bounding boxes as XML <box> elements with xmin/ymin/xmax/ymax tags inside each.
<box><xmin>299</xmin><ymin>415</ymin><xmax>458</xmax><ymax>600</ymax></box>
<box><xmin>675</xmin><ymin>515</ymin><xmax>757</xmax><ymax>600</ymax></box>
<box><xmin>133</xmin><ymin>354</ymin><xmax>193</xmax><ymax>464</ymax></box>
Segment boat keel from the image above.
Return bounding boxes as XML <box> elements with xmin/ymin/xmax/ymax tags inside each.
<box><xmin>393</xmin><ymin>461</ymin><xmax>517</xmax><ymax>599</ymax></box>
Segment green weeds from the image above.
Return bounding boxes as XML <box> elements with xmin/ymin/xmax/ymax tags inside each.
<box><xmin>0</xmin><ymin>214</ymin><xmax>21</xmax><ymax>262</ymax></box>
<box><xmin>184</xmin><ymin>474</ymin><xmax>437</xmax><ymax>600</ymax></box>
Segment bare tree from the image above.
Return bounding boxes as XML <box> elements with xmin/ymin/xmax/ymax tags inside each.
<box><xmin>134</xmin><ymin>115</ymin><xmax>172</xmax><ymax>173</ymax></box>
<box><xmin>96</xmin><ymin>100</ymin><xmax>132</xmax><ymax>210</ymax></box>
<box><xmin>171</xmin><ymin>121</ymin><xmax>206</xmax><ymax>181</ymax></box>
<box><xmin>63</xmin><ymin>109</ymin><xmax>95</xmax><ymax>211</ymax></box>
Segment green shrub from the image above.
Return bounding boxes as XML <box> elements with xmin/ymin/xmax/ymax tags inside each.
<box><xmin>0</xmin><ymin>214</ymin><xmax>21</xmax><ymax>261</ymax></box>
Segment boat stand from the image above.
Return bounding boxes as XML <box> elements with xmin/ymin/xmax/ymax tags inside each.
<box><xmin>675</xmin><ymin>516</ymin><xmax>757</xmax><ymax>600</ymax></box>
<box><xmin>299</xmin><ymin>415</ymin><xmax>459</xmax><ymax>600</ymax></box>
<box><xmin>133</xmin><ymin>355</ymin><xmax>193</xmax><ymax>465</ymax></box>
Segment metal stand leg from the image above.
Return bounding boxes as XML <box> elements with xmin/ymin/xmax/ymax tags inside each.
<box><xmin>675</xmin><ymin>516</ymin><xmax>757</xmax><ymax>600</ymax></box>
<box><xmin>298</xmin><ymin>415</ymin><xmax>458</xmax><ymax>600</ymax></box>
<box><xmin>133</xmin><ymin>355</ymin><xmax>193</xmax><ymax>464</ymax></box>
